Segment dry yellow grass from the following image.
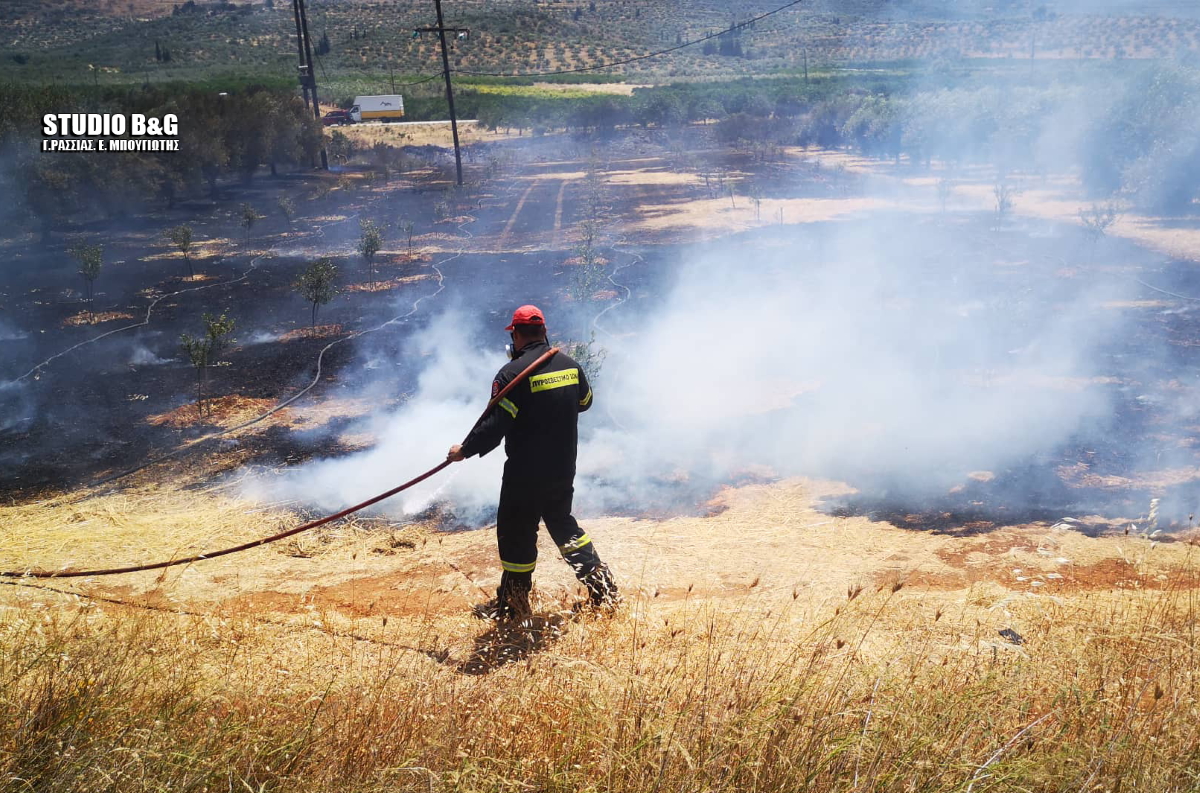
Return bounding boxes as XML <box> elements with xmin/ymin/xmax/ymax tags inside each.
<box><xmin>338</xmin><ymin>120</ymin><xmax>521</xmax><ymax>150</ymax></box>
<box><xmin>2</xmin><ymin>475</ymin><xmax>1199</xmax><ymax>791</ymax></box>
<box><xmin>146</xmin><ymin>395</ymin><xmax>285</xmax><ymax>430</ymax></box>
<box><xmin>60</xmin><ymin>310</ymin><xmax>136</xmax><ymax>327</ymax></box>
<box><xmin>343</xmin><ymin>273</ymin><xmax>436</xmax><ymax>294</ymax></box>
<box><xmin>634</xmin><ymin>194</ymin><xmax>891</xmax><ymax>238</ymax></box>
<box><xmin>790</xmin><ymin>150</ymin><xmax>1200</xmax><ymax>266</ymax></box>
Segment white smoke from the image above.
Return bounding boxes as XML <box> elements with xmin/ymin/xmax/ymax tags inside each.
<box><xmin>129</xmin><ymin>345</ymin><xmax>175</xmax><ymax>366</ymax></box>
<box><xmin>257</xmin><ymin>211</ymin><xmax>1133</xmax><ymax>524</ymax></box>
<box><xmin>0</xmin><ymin>379</ymin><xmax>34</xmax><ymax>433</ymax></box>
<box><xmin>244</xmin><ymin>330</ymin><xmax>282</xmax><ymax>345</ymax></box>
<box><xmin>247</xmin><ymin>309</ymin><xmax>506</xmax><ymax>521</ymax></box>
<box><xmin>573</xmin><ymin>219</ymin><xmax>1126</xmax><ymax>512</ymax></box>
<box><xmin>0</xmin><ymin>321</ymin><xmax>27</xmax><ymax>342</ymax></box>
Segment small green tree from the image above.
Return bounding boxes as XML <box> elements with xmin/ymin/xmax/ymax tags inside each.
<box><xmin>277</xmin><ymin>195</ymin><xmax>296</xmax><ymax>229</ymax></box>
<box><xmin>583</xmin><ymin>161</ymin><xmax>607</xmax><ymax>220</ymax></box>
<box><xmin>433</xmin><ymin>200</ymin><xmax>450</xmax><ymax>227</ymax></box>
<box><xmin>240</xmin><ymin>203</ymin><xmax>263</xmax><ymax>250</ymax></box>
<box><xmin>69</xmin><ymin>241</ymin><xmax>103</xmax><ymax>321</ymax></box>
<box><xmin>357</xmin><ymin>219</ymin><xmax>384</xmax><ymax>287</ymax></box>
<box><xmin>748</xmin><ymin>183</ymin><xmax>764</xmax><ymax>222</ymax></box>
<box><xmin>166</xmin><ymin>224</ymin><xmax>194</xmax><ymax>277</ymax></box>
<box><xmin>371</xmin><ymin>141</ymin><xmax>393</xmax><ymax>182</ymax></box>
<box><xmin>994</xmin><ymin>181</ymin><xmax>1019</xmax><ymax>228</ymax></box>
<box><xmin>296</xmin><ymin>256</ymin><xmax>338</xmax><ymax>330</ymax></box>
<box><xmin>400</xmin><ymin>219</ymin><xmax>415</xmax><ymax>256</ymax></box>
<box><xmin>936</xmin><ymin>177</ymin><xmax>954</xmax><ymax>214</ymax></box>
<box><xmin>1079</xmin><ymin>201</ymin><xmax>1120</xmax><ymax>260</ymax></box>
<box><xmin>570</xmin><ymin>231</ymin><xmax>608</xmax><ymax>307</ymax></box>
<box><xmin>565</xmin><ymin>331</ymin><xmax>607</xmax><ymax>381</ymax></box>
<box><xmin>578</xmin><ymin>217</ymin><xmax>599</xmax><ymax>250</ymax></box>
<box><xmin>327</xmin><ymin>130</ymin><xmax>355</xmax><ymax>165</ymax></box>
<box><xmin>180</xmin><ymin>312</ymin><xmax>236</xmax><ymax>419</ymax></box>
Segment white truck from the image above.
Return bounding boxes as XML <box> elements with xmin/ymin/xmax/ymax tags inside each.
<box><xmin>350</xmin><ymin>95</ymin><xmax>405</xmax><ymax>123</ymax></box>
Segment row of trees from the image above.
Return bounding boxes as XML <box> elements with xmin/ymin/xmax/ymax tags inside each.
<box><xmin>57</xmin><ymin>177</ymin><xmax>444</xmax><ymax>416</ymax></box>
<box><xmin>15</xmin><ymin>66</ymin><xmax>1195</xmax><ymax>239</ymax></box>
<box><xmin>1</xmin><ymin>84</ymin><xmax>323</xmax><ymax>239</ymax></box>
<box><xmin>457</xmin><ymin>67</ymin><xmax>1200</xmax><ymax>213</ymax></box>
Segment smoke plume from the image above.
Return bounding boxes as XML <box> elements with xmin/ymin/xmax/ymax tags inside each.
<box><xmin>259</xmin><ymin>208</ymin><xmax>1146</xmax><ymax>526</ymax></box>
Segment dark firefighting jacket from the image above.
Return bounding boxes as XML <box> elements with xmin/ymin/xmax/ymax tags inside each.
<box><xmin>460</xmin><ymin>339</ymin><xmax>592</xmax><ymax>481</ymax></box>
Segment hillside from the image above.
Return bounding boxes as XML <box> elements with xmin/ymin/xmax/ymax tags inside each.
<box><xmin>4</xmin><ymin>7</ymin><xmax>1200</xmax><ymax>780</ymax></box>
<box><xmin>4</xmin><ymin>131</ymin><xmax>1200</xmax><ymax>788</ymax></box>
<box><xmin>2</xmin><ymin>0</ymin><xmax>1199</xmax><ymax>87</ymax></box>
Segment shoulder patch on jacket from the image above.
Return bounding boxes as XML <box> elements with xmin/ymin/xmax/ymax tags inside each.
<box><xmin>491</xmin><ymin>379</ymin><xmax>501</xmax><ymax>398</ymax></box>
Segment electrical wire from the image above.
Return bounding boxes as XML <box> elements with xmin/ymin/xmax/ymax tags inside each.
<box><xmin>313</xmin><ymin>50</ymin><xmax>330</xmax><ymax>82</ymax></box>
<box><xmin>452</xmin><ymin>0</ymin><xmax>806</xmax><ymax>78</ymax></box>
<box><xmin>392</xmin><ymin>72</ymin><xmax>444</xmax><ymax>87</ymax></box>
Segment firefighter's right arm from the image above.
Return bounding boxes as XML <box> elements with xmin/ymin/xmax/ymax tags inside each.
<box><xmin>460</xmin><ymin>371</ymin><xmax>517</xmax><ymax>458</ymax></box>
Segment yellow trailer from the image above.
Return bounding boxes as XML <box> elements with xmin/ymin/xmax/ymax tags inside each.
<box><xmin>350</xmin><ymin>95</ymin><xmax>405</xmax><ymax>123</ymax></box>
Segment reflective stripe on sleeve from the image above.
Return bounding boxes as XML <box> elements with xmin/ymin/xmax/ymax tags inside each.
<box><xmin>579</xmin><ymin>389</ymin><xmax>593</xmax><ymax>407</ymax></box>
<box><xmin>498</xmin><ymin>398</ymin><xmax>518</xmax><ymax>418</ymax></box>
<box><xmin>501</xmin><ymin>560</ymin><xmax>536</xmax><ymax>573</ymax></box>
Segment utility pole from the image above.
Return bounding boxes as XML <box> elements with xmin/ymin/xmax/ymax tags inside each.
<box><xmin>297</xmin><ymin>0</ymin><xmax>329</xmax><ymax>170</ymax></box>
<box><xmin>291</xmin><ymin>0</ymin><xmax>311</xmax><ymax>110</ymax></box>
<box><xmin>389</xmin><ymin>61</ymin><xmax>396</xmax><ymax>93</ymax></box>
<box><xmin>414</xmin><ymin>0</ymin><xmax>469</xmax><ymax>186</ymax></box>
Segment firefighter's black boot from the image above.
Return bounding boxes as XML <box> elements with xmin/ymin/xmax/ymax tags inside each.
<box><xmin>473</xmin><ymin>571</ymin><xmax>532</xmax><ymax>623</ymax></box>
<box><xmin>580</xmin><ymin>563</ymin><xmax>621</xmax><ymax>612</ymax></box>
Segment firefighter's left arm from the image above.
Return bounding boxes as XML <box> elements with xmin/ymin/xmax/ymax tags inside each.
<box><xmin>577</xmin><ymin>366</ymin><xmax>593</xmax><ymax>413</ymax></box>
<box><xmin>460</xmin><ymin>371</ymin><xmax>518</xmax><ymax>458</ymax></box>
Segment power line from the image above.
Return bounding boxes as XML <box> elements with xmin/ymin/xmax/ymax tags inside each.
<box><xmin>391</xmin><ymin>72</ymin><xmax>444</xmax><ymax>87</ymax></box>
<box><xmin>453</xmin><ymin>0</ymin><xmax>806</xmax><ymax>79</ymax></box>
<box><xmin>301</xmin><ymin>1</ymin><xmax>439</xmax><ymax>89</ymax></box>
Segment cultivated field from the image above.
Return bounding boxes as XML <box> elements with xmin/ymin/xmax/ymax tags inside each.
<box><xmin>3</xmin><ymin>0</ymin><xmax>1200</xmax><ymax>87</ymax></box>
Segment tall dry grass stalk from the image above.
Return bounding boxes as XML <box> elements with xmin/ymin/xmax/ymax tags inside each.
<box><xmin>3</xmin><ymin>559</ymin><xmax>1199</xmax><ymax>793</ymax></box>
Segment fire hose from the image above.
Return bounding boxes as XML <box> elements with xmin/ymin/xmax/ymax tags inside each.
<box><xmin>0</xmin><ymin>348</ymin><xmax>561</xmax><ymax>580</ymax></box>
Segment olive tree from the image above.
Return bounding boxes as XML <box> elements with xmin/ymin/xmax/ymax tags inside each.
<box><xmin>69</xmin><ymin>240</ymin><xmax>103</xmax><ymax>321</ymax></box>
<box><xmin>296</xmin><ymin>256</ymin><xmax>338</xmax><ymax>330</ymax></box>
<box><xmin>166</xmin><ymin>224</ymin><xmax>194</xmax><ymax>277</ymax></box>
<box><xmin>994</xmin><ymin>181</ymin><xmax>1019</xmax><ymax>228</ymax></box>
<box><xmin>180</xmin><ymin>312</ymin><xmax>236</xmax><ymax>419</ymax></box>
<box><xmin>277</xmin><ymin>196</ymin><xmax>296</xmax><ymax>229</ymax></box>
<box><xmin>400</xmin><ymin>219</ymin><xmax>415</xmax><ymax>256</ymax></box>
<box><xmin>565</xmin><ymin>331</ymin><xmax>607</xmax><ymax>381</ymax></box>
<box><xmin>748</xmin><ymin>183</ymin><xmax>764</xmax><ymax>222</ymax></box>
<box><xmin>1079</xmin><ymin>201</ymin><xmax>1120</xmax><ymax>260</ymax></box>
<box><xmin>936</xmin><ymin>176</ymin><xmax>954</xmax><ymax>214</ymax></box>
<box><xmin>570</xmin><ymin>233</ymin><xmax>608</xmax><ymax>308</ymax></box>
<box><xmin>240</xmin><ymin>203</ymin><xmax>263</xmax><ymax>250</ymax></box>
<box><xmin>357</xmin><ymin>219</ymin><xmax>384</xmax><ymax>287</ymax></box>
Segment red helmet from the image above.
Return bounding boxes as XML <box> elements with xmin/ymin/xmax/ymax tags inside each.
<box><xmin>504</xmin><ymin>304</ymin><xmax>546</xmax><ymax>331</ymax></box>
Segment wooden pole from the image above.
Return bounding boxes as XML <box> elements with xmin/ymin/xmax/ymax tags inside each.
<box><xmin>297</xmin><ymin>0</ymin><xmax>329</xmax><ymax>170</ymax></box>
<box><xmin>433</xmin><ymin>0</ymin><xmax>464</xmax><ymax>186</ymax></box>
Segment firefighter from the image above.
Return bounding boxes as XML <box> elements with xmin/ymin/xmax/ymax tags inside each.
<box><xmin>447</xmin><ymin>304</ymin><xmax>619</xmax><ymax>621</ymax></box>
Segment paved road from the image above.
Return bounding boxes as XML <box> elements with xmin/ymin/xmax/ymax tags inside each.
<box><xmin>356</xmin><ymin>119</ymin><xmax>479</xmax><ymax>127</ymax></box>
